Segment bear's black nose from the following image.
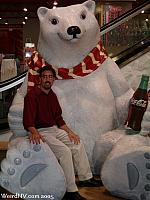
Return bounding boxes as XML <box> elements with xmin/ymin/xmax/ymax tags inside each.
<box><xmin>67</xmin><ymin>26</ymin><xmax>81</xmax><ymax>37</ymax></box>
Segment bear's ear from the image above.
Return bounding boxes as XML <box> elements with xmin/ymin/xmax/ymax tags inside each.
<box><xmin>82</xmin><ymin>0</ymin><xmax>95</xmax><ymax>14</ymax></box>
<box><xmin>37</xmin><ymin>7</ymin><xmax>49</xmax><ymax>21</ymax></box>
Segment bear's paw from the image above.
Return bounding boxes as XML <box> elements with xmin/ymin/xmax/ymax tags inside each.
<box><xmin>0</xmin><ymin>138</ymin><xmax>66</xmax><ymax>200</ymax></box>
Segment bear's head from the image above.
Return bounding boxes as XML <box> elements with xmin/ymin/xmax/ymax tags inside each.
<box><xmin>37</xmin><ymin>0</ymin><xmax>100</xmax><ymax>68</ymax></box>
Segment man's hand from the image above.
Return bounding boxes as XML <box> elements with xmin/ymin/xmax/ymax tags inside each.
<box><xmin>29</xmin><ymin>132</ymin><xmax>45</xmax><ymax>144</ymax></box>
<box><xmin>68</xmin><ymin>132</ymin><xmax>80</xmax><ymax>145</ymax></box>
<box><xmin>28</xmin><ymin>127</ymin><xmax>45</xmax><ymax>144</ymax></box>
<box><xmin>60</xmin><ymin>124</ymin><xmax>80</xmax><ymax>145</ymax></box>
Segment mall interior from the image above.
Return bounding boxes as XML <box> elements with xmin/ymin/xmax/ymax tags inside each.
<box><xmin>0</xmin><ymin>0</ymin><xmax>149</xmax><ymax>199</ymax></box>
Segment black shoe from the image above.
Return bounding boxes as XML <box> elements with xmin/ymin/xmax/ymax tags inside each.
<box><xmin>77</xmin><ymin>177</ymin><xmax>103</xmax><ymax>187</ymax></box>
<box><xmin>63</xmin><ymin>191</ymin><xmax>87</xmax><ymax>200</ymax></box>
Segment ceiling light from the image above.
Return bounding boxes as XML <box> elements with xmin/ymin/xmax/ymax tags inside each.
<box><xmin>0</xmin><ymin>17</ymin><xmax>2</xmax><ymax>20</ymax></box>
<box><xmin>141</xmin><ymin>10</ymin><xmax>144</xmax><ymax>13</ymax></box>
<box><xmin>23</xmin><ymin>8</ymin><xmax>28</xmax><ymax>12</ymax></box>
<box><xmin>145</xmin><ymin>18</ymin><xmax>149</xmax><ymax>22</ymax></box>
<box><xmin>25</xmin><ymin>17</ymin><xmax>28</xmax><ymax>20</ymax></box>
<box><xmin>5</xmin><ymin>22</ymin><xmax>8</xmax><ymax>24</ymax></box>
<box><xmin>22</xmin><ymin>21</ymin><xmax>26</xmax><ymax>24</ymax></box>
<box><xmin>53</xmin><ymin>1</ymin><xmax>58</xmax><ymax>6</ymax></box>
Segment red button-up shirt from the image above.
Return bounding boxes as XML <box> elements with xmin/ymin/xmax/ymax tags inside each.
<box><xmin>23</xmin><ymin>87</ymin><xmax>65</xmax><ymax>131</ymax></box>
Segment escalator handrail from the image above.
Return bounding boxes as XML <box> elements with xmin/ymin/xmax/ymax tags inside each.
<box><xmin>0</xmin><ymin>71</ymin><xmax>27</xmax><ymax>92</ymax></box>
<box><xmin>113</xmin><ymin>36</ymin><xmax>150</xmax><ymax>60</ymax></box>
<box><xmin>114</xmin><ymin>36</ymin><xmax>150</xmax><ymax>66</ymax></box>
<box><xmin>100</xmin><ymin>0</ymin><xmax>150</xmax><ymax>35</ymax></box>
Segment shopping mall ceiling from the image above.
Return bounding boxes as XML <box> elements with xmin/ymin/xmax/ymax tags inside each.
<box><xmin>0</xmin><ymin>0</ymin><xmax>90</xmax><ymax>24</ymax></box>
<box><xmin>0</xmin><ymin>0</ymin><xmax>146</xmax><ymax>25</ymax></box>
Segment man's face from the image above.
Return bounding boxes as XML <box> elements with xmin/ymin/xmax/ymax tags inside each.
<box><xmin>40</xmin><ymin>70</ymin><xmax>55</xmax><ymax>90</ymax></box>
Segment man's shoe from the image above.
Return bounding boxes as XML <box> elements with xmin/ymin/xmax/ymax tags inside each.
<box><xmin>63</xmin><ymin>191</ymin><xmax>87</xmax><ymax>200</ymax></box>
<box><xmin>77</xmin><ymin>177</ymin><xmax>103</xmax><ymax>187</ymax></box>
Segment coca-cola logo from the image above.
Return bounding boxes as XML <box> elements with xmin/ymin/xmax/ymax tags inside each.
<box><xmin>130</xmin><ymin>98</ymin><xmax>147</xmax><ymax>108</ymax></box>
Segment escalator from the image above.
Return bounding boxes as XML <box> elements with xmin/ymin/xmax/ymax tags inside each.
<box><xmin>100</xmin><ymin>0</ymin><xmax>150</xmax><ymax>65</ymax></box>
<box><xmin>0</xmin><ymin>0</ymin><xmax>150</xmax><ymax>131</ymax></box>
<box><xmin>0</xmin><ymin>72</ymin><xmax>26</xmax><ymax>130</ymax></box>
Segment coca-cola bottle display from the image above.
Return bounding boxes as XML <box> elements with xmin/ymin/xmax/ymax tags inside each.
<box><xmin>125</xmin><ymin>74</ymin><xmax>149</xmax><ymax>134</ymax></box>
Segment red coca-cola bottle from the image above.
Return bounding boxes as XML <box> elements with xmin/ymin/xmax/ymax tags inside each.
<box><xmin>125</xmin><ymin>74</ymin><xmax>149</xmax><ymax>134</ymax></box>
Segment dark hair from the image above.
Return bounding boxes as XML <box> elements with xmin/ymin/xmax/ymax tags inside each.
<box><xmin>38</xmin><ymin>66</ymin><xmax>56</xmax><ymax>78</ymax></box>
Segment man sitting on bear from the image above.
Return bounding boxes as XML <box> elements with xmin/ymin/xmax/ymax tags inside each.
<box><xmin>23</xmin><ymin>66</ymin><xmax>102</xmax><ymax>200</ymax></box>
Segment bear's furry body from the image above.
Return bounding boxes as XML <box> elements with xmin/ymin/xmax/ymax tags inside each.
<box><xmin>1</xmin><ymin>1</ymin><xmax>150</xmax><ymax>200</ymax></box>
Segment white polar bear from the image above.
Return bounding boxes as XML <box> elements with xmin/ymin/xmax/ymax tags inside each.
<box><xmin>1</xmin><ymin>1</ymin><xmax>150</xmax><ymax>200</ymax></box>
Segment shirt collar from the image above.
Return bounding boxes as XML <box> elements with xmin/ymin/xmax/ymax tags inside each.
<box><xmin>34</xmin><ymin>86</ymin><xmax>52</xmax><ymax>95</ymax></box>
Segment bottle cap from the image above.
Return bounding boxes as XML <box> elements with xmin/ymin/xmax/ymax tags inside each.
<box><xmin>142</xmin><ymin>74</ymin><xmax>149</xmax><ymax>81</ymax></box>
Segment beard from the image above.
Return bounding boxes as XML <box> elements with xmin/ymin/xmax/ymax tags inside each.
<box><xmin>43</xmin><ymin>81</ymin><xmax>51</xmax><ymax>90</ymax></box>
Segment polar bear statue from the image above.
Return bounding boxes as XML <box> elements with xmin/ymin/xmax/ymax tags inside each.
<box><xmin>0</xmin><ymin>1</ymin><xmax>150</xmax><ymax>200</ymax></box>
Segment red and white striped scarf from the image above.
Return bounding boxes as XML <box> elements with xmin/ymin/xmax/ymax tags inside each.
<box><xmin>27</xmin><ymin>41</ymin><xmax>107</xmax><ymax>90</ymax></box>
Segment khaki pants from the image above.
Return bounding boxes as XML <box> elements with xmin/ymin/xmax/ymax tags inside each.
<box><xmin>38</xmin><ymin>126</ymin><xmax>92</xmax><ymax>192</ymax></box>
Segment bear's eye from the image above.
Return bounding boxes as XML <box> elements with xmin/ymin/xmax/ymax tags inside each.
<box><xmin>80</xmin><ymin>13</ymin><xmax>86</xmax><ymax>20</ymax></box>
<box><xmin>51</xmin><ymin>18</ymin><xmax>59</xmax><ymax>25</ymax></box>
